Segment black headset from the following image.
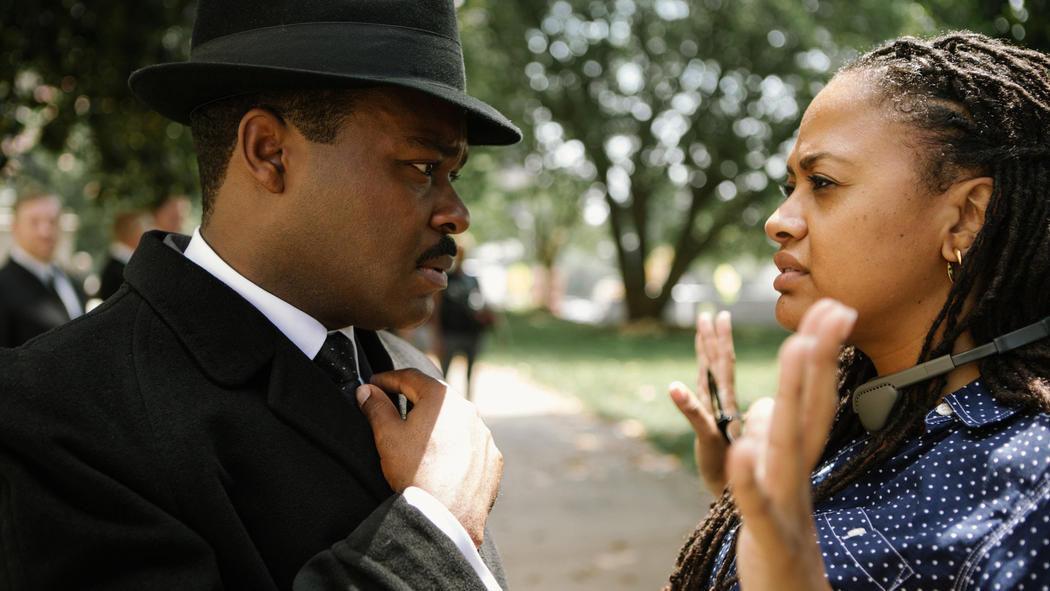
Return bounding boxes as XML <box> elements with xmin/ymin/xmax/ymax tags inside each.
<box><xmin>853</xmin><ymin>316</ymin><xmax>1050</xmax><ymax>431</ymax></box>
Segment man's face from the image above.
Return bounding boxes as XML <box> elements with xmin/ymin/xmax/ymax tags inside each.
<box><xmin>12</xmin><ymin>196</ymin><xmax>62</xmax><ymax>263</ymax></box>
<box><xmin>280</xmin><ymin>87</ymin><xmax>470</xmax><ymax>330</ymax></box>
<box><xmin>153</xmin><ymin>197</ymin><xmax>189</xmax><ymax>233</ymax></box>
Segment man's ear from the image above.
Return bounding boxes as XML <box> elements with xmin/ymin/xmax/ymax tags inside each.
<box><xmin>237</xmin><ymin>108</ymin><xmax>289</xmax><ymax>194</ymax></box>
<box><xmin>941</xmin><ymin>176</ymin><xmax>993</xmax><ymax>262</ymax></box>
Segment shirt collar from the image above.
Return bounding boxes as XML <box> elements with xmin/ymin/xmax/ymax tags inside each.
<box><xmin>9</xmin><ymin>243</ymin><xmax>54</xmax><ymax>284</ymax></box>
<box><xmin>929</xmin><ymin>379</ymin><xmax>1020</xmax><ymax>429</ymax></box>
<box><xmin>182</xmin><ymin>227</ymin><xmax>353</xmax><ymax>360</ymax></box>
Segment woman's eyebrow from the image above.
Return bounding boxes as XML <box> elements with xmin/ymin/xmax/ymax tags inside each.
<box><xmin>786</xmin><ymin>151</ymin><xmax>854</xmax><ymax>176</ymax></box>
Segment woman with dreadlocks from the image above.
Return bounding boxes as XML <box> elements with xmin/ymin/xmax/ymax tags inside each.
<box><xmin>666</xmin><ymin>31</ymin><xmax>1050</xmax><ymax>590</ymax></box>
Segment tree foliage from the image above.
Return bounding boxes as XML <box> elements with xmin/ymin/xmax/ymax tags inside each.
<box><xmin>466</xmin><ymin>0</ymin><xmax>955</xmax><ymax>320</ymax></box>
<box><xmin>1</xmin><ymin>0</ymin><xmax>1043</xmax><ymax>317</ymax></box>
<box><xmin>1</xmin><ymin>0</ymin><xmax>197</xmax><ymax>209</ymax></box>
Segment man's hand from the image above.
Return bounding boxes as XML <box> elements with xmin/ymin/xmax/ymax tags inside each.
<box><xmin>356</xmin><ymin>369</ymin><xmax>502</xmax><ymax>547</ymax></box>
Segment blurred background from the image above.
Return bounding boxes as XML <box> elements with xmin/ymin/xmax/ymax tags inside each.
<box><xmin>2</xmin><ymin>1</ymin><xmax>1046</xmax><ymax>588</ymax></box>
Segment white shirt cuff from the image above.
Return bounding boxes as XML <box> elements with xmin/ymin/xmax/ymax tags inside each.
<box><xmin>401</xmin><ymin>486</ymin><xmax>503</xmax><ymax>591</ymax></box>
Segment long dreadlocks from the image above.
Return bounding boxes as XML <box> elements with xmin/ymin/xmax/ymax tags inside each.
<box><xmin>669</xmin><ymin>31</ymin><xmax>1050</xmax><ymax>590</ymax></box>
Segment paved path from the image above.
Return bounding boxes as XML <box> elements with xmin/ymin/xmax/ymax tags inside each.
<box><xmin>458</xmin><ymin>363</ymin><xmax>714</xmax><ymax>591</ymax></box>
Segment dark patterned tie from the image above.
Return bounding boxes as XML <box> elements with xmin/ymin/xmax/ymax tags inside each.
<box><xmin>313</xmin><ymin>331</ymin><xmax>362</xmax><ymax>398</ymax></box>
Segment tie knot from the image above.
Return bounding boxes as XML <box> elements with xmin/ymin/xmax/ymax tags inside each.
<box><xmin>314</xmin><ymin>331</ymin><xmax>361</xmax><ymax>388</ymax></box>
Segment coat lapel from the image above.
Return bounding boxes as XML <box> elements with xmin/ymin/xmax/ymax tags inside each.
<box><xmin>265</xmin><ymin>338</ymin><xmax>393</xmax><ymax>502</ymax></box>
<box><xmin>265</xmin><ymin>333</ymin><xmax>441</xmax><ymax>503</ymax></box>
<box><xmin>126</xmin><ymin>231</ymin><xmax>393</xmax><ymax>501</ymax></box>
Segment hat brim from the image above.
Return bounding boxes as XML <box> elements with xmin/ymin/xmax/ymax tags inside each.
<box><xmin>129</xmin><ymin>61</ymin><xmax>522</xmax><ymax>146</ymax></box>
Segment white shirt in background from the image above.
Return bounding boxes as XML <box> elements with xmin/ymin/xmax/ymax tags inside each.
<box><xmin>9</xmin><ymin>243</ymin><xmax>83</xmax><ymax>320</ymax></box>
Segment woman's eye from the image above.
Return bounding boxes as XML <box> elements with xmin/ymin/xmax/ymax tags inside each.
<box><xmin>779</xmin><ymin>183</ymin><xmax>795</xmax><ymax>198</ymax></box>
<box><xmin>412</xmin><ymin>162</ymin><xmax>437</xmax><ymax>177</ymax></box>
<box><xmin>809</xmin><ymin>175</ymin><xmax>835</xmax><ymax>190</ymax></box>
<box><xmin>449</xmin><ymin>171</ymin><xmax>461</xmax><ymax>183</ymax></box>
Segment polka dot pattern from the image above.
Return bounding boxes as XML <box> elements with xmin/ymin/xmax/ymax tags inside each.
<box><xmin>710</xmin><ymin>380</ymin><xmax>1050</xmax><ymax>590</ymax></box>
<box><xmin>313</xmin><ymin>331</ymin><xmax>363</xmax><ymax>398</ymax></box>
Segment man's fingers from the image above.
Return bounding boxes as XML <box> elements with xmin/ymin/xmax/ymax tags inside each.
<box><xmin>370</xmin><ymin>368</ymin><xmax>446</xmax><ymax>404</ymax></box>
<box><xmin>355</xmin><ymin>384</ymin><xmax>402</xmax><ymax>435</ymax></box>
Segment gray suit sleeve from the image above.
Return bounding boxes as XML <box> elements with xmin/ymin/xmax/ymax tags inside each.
<box><xmin>293</xmin><ymin>494</ymin><xmax>491</xmax><ymax>591</ymax></box>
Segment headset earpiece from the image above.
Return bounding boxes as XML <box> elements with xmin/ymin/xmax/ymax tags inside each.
<box><xmin>853</xmin><ymin>382</ymin><xmax>901</xmax><ymax>431</ymax></box>
<box><xmin>852</xmin><ymin>316</ymin><xmax>1050</xmax><ymax>432</ymax></box>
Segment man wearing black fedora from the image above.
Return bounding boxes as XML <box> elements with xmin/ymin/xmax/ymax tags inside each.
<box><xmin>0</xmin><ymin>1</ymin><xmax>520</xmax><ymax>590</ymax></box>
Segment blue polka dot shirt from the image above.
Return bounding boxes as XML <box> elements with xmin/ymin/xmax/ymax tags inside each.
<box><xmin>712</xmin><ymin>380</ymin><xmax>1050</xmax><ymax>590</ymax></box>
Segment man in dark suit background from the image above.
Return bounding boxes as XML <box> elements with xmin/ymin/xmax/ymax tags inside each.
<box><xmin>0</xmin><ymin>1</ymin><xmax>519</xmax><ymax>589</ymax></box>
<box><xmin>96</xmin><ymin>210</ymin><xmax>147</xmax><ymax>301</ymax></box>
<box><xmin>0</xmin><ymin>191</ymin><xmax>85</xmax><ymax>347</ymax></box>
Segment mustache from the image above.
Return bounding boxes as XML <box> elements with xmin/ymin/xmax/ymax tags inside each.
<box><xmin>415</xmin><ymin>235</ymin><xmax>458</xmax><ymax>266</ymax></box>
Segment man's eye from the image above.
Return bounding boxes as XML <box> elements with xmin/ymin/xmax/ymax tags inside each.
<box><xmin>412</xmin><ymin>162</ymin><xmax>437</xmax><ymax>177</ymax></box>
<box><xmin>449</xmin><ymin>171</ymin><xmax>461</xmax><ymax>183</ymax></box>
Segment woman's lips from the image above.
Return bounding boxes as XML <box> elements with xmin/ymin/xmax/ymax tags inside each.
<box><xmin>772</xmin><ymin>251</ymin><xmax>809</xmax><ymax>292</ymax></box>
<box><xmin>773</xmin><ymin>269</ymin><xmax>808</xmax><ymax>292</ymax></box>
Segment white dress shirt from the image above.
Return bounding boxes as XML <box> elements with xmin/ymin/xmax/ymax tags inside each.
<box><xmin>9</xmin><ymin>244</ymin><xmax>83</xmax><ymax>320</ymax></box>
<box><xmin>108</xmin><ymin>242</ymin><xmax>136</xmax><ymax>265</ymax></box>
<box><xmin>182</xmin><ymin>228</ymin><xmax>501</xmax><ymax>590</ymax></box>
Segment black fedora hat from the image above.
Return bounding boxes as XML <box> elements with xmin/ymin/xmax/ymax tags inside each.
<box><xmin>129</xmin><ymin>0</ymin><xmax>521</xmax><ymax>146</ymax></box>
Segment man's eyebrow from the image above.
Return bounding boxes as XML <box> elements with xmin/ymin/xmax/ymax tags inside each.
<box><xmin>407</xmin><ymin>135</ymin><xmax>468</xmax><ymax>164</ymax></box>
<box><xmin>785</xmin><ymin>151</ymin><xmax>853</xmax><ymax>176</ymax></box>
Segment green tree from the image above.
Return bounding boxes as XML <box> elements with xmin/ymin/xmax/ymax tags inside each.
<box><xmin>471</xmin><ymin>0</ymin><xmax>953</xmax><ymax>321</ymax></box>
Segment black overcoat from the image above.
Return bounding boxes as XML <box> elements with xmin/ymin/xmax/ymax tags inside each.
<box><xmin>0</xmin><ymin>259</ymin><xmax>86</xmax><ymax>348</ymax></box>
<box><xmin>96</xmin><ymin>255</ymin><xmax>126</xmax><ymax>301</ymax></box>
<box><xmin>0</xmin><ymin>231</ymin><xmax>503</xmax><ymax>590</ymax></box>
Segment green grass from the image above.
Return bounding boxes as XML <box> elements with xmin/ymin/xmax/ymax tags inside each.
<box><xmin>484</xmin><ymin>312</ymin><xmax>788</xmax><ymax>467</ymax></box>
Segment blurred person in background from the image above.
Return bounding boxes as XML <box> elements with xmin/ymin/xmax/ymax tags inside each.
<box><xmin>667</xmin><ymin>32</ymin><xmax>1050</xmax><ymax>590</ymax></box>
<box><xmin>96</xmin><ymin>210</ymin><xmax>148</xmax><ymax>300</ymax></box>
<box><xmin>151</xmin><ymin>193</ymin><xmax>190</xmax><ymax>233</ymax></box>
<box><xmin>0</xmin><ymin>191</ymin><xmax>84</xmax><ymax>348</ymax></box>
<box><xmin>436</xmin><ymin>241</ymin><xmax>494</xmax><ymax>401</ymax></box>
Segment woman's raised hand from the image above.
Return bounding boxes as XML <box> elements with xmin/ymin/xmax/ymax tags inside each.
<box><xmin>669</xmin><ymin>310</ymin><xmax>744</xmax><ymax>496</ymax></box>
<box><xmin>730</xmin><ymin>299</ymin><xmax>855</xmax><ymax>591</ymax></box>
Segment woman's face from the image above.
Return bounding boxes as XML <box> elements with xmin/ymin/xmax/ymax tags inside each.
<box><xmin>764</xmin><ymin>71</ymin><xmax>954</xmax><ymax>347</ymax></box>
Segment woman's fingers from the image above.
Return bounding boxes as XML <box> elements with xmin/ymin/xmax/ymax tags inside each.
<box><xmin>670</xmin><ymin>381</ymin><xmax>716</xmax><ymax>435</ymax></box>
<box><xmin>714</xmin><ymin>311</ymin><xmax>739</xmax><ymax>414</ymax></box>
<box><xmin>797</xmin><ymin>298</ymin><xmax>836</xmax><ymax>336</ymax></box>
<box><xmin>800</xmin><ymin>303</ymin><xmax>856</xmax><ymax>471</ymax></box>
<box><xmin>672</xmin><ymin>380</ymin><xmax>731</xmax><ymax>494</ymax></box>
<box><xmin>695</xmin><ymin>312</ymin><xmax>714</xmax><ymax>400</ymax></box>
<box><xmin>764</xmin><ymin>334</ymin><xmax>811</xmax><ymax>504</ymax></box>
<box><xmin>727</xmin><ymin>437</ymin><xmax>782</xmax><ymax>553</ymax></box>
<box><xmin>697</xmin><ymin>310</ymin><xmax>738</xmax><ymax>419</ymax></box>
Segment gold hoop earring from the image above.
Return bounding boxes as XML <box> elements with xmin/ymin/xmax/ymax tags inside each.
<box><xmin>948</xmin><ymin>249</ymin><xmax>963</xmax><ymax>284</ymax></box>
